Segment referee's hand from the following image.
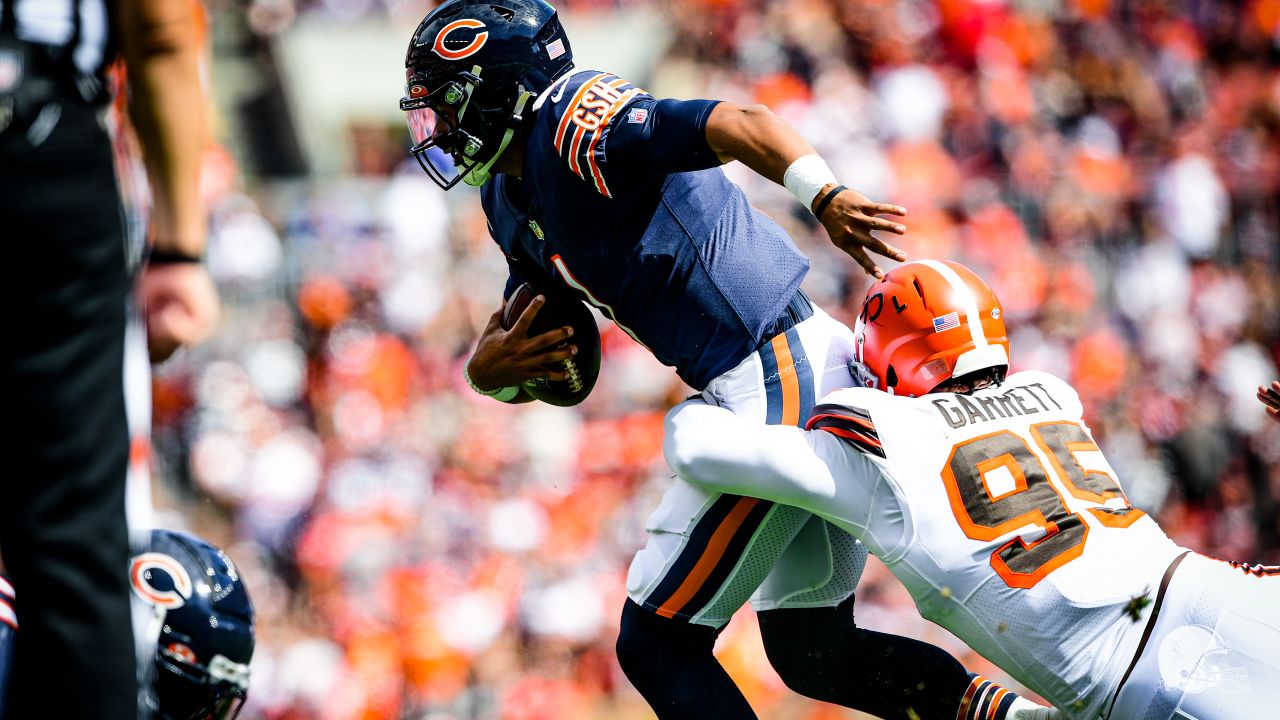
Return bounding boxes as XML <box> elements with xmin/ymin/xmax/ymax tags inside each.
<box><xmin>139</xmin><ymin>263</ymin><xmax>220</xmax><ymax>362</ymax></box>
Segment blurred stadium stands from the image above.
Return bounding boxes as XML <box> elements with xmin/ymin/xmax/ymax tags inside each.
<box><xmin>147</xmin><ymin>0</ymin><xmax>1280</xmax><ymax>717</ymax></box>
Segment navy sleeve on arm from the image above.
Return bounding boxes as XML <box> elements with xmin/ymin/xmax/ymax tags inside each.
<box><xmin>599</xmin><ymin>97</ymin><xmax>723</xmax><ymax>177</ymax></box>
<box><xmin>547</xmin><ymin>71</ymin><xmax>723</xmax><ymax>196</ymax></box>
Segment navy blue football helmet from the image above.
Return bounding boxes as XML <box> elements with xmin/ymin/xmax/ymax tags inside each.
<box><xmin>131</xmin><ymin>530</ymin><xmax>255</xmax><ymax>720</ymax></box>
<box><xmin>400</xmin><ymin>0</ymin><xmax>574</xmax><ymax>188</ymax></box>
<box><xmin>0</xmin><ymin>531</ymin><xmax>253</xmax><ymax>719</ymax></box>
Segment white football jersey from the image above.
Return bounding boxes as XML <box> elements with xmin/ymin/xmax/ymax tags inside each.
<box><xmin>809</xmin><ymin>370</ymin><xmax>1186</xmax><ymax>718</ymax></box>
<box><xmin>664</xmin><ymin>370</ymin><xmax>1187</xmax><ymax>719</ymax></box>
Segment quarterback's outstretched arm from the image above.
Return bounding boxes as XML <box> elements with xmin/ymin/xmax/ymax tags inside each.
<box><xmin>705</xmin><ymin>103</ymin><xmax>908</xmax><ymax>278</ymax></box>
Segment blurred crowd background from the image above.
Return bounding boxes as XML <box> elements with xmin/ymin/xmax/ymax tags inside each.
<box><xmin>134</xmin><ymin>0</ymin><xmax>1280</xmax><ymax>717</ymax></box>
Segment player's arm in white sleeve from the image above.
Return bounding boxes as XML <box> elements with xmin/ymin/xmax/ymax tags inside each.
<box><xmin>703</xmin><ymin>103</ymin><xmax>907</xmax><ymax>278</ymax></box>
<box><xmin>663</xmin><ymin>399</ymin><xmax>882</xmax><ymax>524</ymax></box>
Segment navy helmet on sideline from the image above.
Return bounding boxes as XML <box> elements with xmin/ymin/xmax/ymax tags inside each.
<box><xmin>0</xmin><ymin>531</ymin><xmax>255</xmax><ymax>719</ymax></box>
<box><xmin>132</xmin><ymin>529</ymin><xmax>255</xmax><ymax>720</ymax></box>
<box><xmin>400</xmin><ymin>0</ymin><xmax>574</xmax><ymax>188</ymax></box>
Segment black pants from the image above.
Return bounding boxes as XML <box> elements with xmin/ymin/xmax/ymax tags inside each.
<box><xmin>0</xmin><ymin>97</ymin><xmax>138</xmax><ymax>719</ymax></box>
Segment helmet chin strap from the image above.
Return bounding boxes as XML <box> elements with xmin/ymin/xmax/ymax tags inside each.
<box><xmin>463</xmin><ymin>88</ymin><xmax>535</xmax><ymax>187</ymax></box>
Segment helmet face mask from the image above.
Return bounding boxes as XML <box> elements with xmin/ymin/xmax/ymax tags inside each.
<box><xmin>401</xmin><ymin>70</ymin><xmax>495</xmax><ymax>188</ymax></box>
<box><xmin>151</xmin><ymin>652</ymin><xmax>248</xmax><ymax>720</ymax></box>
<box><xmin>401</xmin><ymin>0</ymin><xmax>574</xmax><ymax>189</ymax></box>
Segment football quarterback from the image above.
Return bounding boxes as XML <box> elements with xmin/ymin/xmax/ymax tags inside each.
<box><xmin>0</xmin><ymin>529</ymin><xmax>254</xmax><ymax>720</ymax></box>
<box><xmin>401</xmin><ymin>2</ymin><xmax>1055</xmax><ymax>718</ymax></box>
<box><xmin>665</xmin><ymin>260</ymin><xmax>1280</xmax><ymax>719</ymax></box>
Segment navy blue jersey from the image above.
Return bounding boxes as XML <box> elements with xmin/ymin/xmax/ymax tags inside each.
<box><xmin>481</xmin><ymin>69</ymin><xmax>810</xmax><ymax>390</ymax></box>
<box><xmin>0</xmin><ymin>575</ymin><xmax>13</xmax><ymax>718</ymax></box>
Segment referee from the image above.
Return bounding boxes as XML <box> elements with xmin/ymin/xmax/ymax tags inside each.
<box><xmin>0</xmin><ymin>1</ymin><xmax>216</xmax><ymax>717</ymax></box>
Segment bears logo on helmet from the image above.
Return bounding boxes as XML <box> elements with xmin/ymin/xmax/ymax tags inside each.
<box><xmin>432</xmin><ymin>19</ymin><xmax>489</xmax><ymax>60</ymax></box>
<box><xmin>131</xmin><ymin>552</ymin><xmax>195</xmax><ymax>610</ymax></box>
<box><xmin>401</xmin><ymin>0</ymin><xmax>575</xmax><ymax>189</ymax></box>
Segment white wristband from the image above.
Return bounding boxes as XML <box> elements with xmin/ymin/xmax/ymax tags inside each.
<box><xmin>465</xmin><ymin>364</ymin><xmax>521</xmax><ymax>402</ymax></box>
<box><xmin>782</xmin><ymin>154</ymin><xmax>838</xmax><ymax>212</ymax></box>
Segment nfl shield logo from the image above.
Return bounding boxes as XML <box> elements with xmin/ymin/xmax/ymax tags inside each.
<box><xmin>627</xmin><ymin>107</ymin><xmax>648</xmax><ymax>124</ymax></box>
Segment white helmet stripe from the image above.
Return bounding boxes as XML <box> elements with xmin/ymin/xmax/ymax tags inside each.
<box><xmin>912</xmin><ymin>259</ymin><xmax>988</xmax><ymax>349</ymax></box>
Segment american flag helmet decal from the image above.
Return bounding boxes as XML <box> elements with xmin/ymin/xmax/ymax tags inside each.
<box><xmin>932</xmin><ymin>312</ymin><xmax>961</xmax><ymax>333</ymax></box>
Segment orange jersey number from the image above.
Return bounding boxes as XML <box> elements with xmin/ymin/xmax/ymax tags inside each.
<box><xmin>941</xmin><ymin>421</ymin><xmax>1144</xmax><ymax>588</ymax></box>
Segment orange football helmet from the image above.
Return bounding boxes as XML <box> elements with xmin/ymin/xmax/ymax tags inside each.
<box><xmin>851</xmin><ymin>260</ymin><xmax>1010</xmax><ymax>397</ymax></box>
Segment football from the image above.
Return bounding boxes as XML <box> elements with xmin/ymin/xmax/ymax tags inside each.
<box><xmin>500</xmin><ymin>282</ymin><xmax>601</xmax><ymax>407</ymax></box>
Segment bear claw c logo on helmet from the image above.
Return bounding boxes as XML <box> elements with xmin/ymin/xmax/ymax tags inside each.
<box><xmin>130</xmin><ymin>552</ymin><xmax>195</xmax><ymax>610</ymax></box>
<box><xmin>432</xmin><ymin>19</ymin><xmax>489</xmax><ymax>60</ymax></box>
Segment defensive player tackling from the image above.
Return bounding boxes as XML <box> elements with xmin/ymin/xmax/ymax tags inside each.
<box><xmin>665</xmin><ymin>260</ymin><xmax>1280</xmax><ymax>719</ymax></box>
<box><xmin>401</xmin><ymin>1</ymin><xmax>1057</xmax><ymax>718</ymax></box>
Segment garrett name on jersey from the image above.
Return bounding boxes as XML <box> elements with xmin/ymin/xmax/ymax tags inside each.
<box><xmin>931</xmin><ymin>382</ymin><xmax>1064</xmax><ymax>429</ymax></box>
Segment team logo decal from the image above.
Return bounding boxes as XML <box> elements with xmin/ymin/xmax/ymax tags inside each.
<box><xmin>166</xmin><ymin>642</ymin><xmax>198</xmax><ymax>664</ymax></box>
<box><xmin>545</xmin><ymin>38</ymin><xmax>566</xmax><ymax>61</ymax></box>
<box><xmin>1157</xmin><ymin>624</ymin><xmax>1251</xmax><ymax>694</ymax></box>
<box><xmin>130</xmin><ymin>553</ymin><xmax>194</xmax><ymax>609</ymax></box>
<box><xmin>432</xmin><ymin>19</ymin><xmax>489</xmax><ymax>61</ymax></box>
<box><xmin>932</xmin><ymin>312</ymin><xmax>960</xmax><ymax>333</ymax></box>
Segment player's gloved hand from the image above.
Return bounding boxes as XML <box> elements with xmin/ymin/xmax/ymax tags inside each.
<box><xmin>813</xmin><ymin>183</ymin><xmax>908</xmax><ymax>279</ymax></box>
<box><xmin>1259</xmin><ymin>381</ymin><xmax>1280</xmax><ymax>423</ymax></box>
<box><xmin>139</xmin><ymin>263</ymin><xmax>220</xmax><ymax>363</ymax></box>
<box><xmin>468</xmin><ymin>295</ymin><xmax>578</xmax><ymax>390</ymax></box>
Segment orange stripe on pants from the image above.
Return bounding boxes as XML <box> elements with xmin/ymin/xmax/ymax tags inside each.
<box><xmin>771</xmin><ymin>333</ymin><xmax>800</xmax><ymax>426</ymax></box>
<box><xmin>655</xmin><ymin>497</ymin><xmax>760</xmax><ymax>618</ymax></box>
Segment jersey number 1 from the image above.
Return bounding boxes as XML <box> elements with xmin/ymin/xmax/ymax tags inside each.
<box><xmin>941</xmin><ymin>421</ymin><xmax>1145</xmax><ymax>589</ymax></box>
